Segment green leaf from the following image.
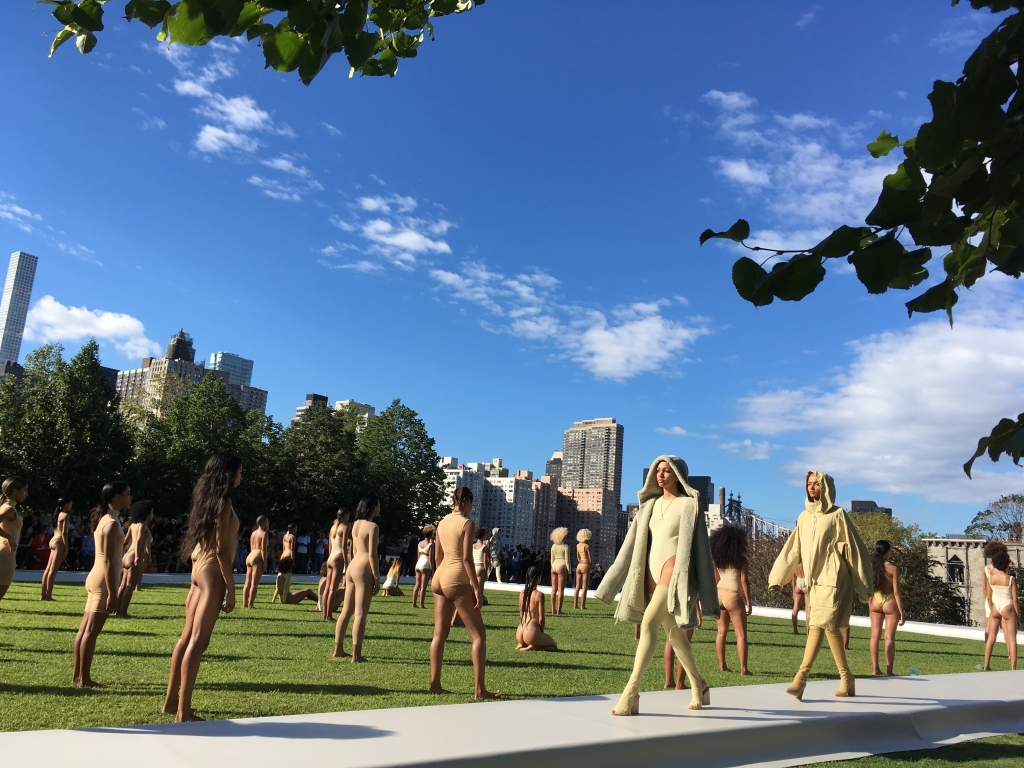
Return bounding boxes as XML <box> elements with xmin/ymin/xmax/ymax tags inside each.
<box><xmin>916</xmin><ymin>81</ymin><xmax>962</xmax><ymax>170</ymax></box>
<box><xmin>49</xmin><ymin>27</ymin><xmax>76</xmax><ymax>56</ymax></box>
<box><xmin>699</xmin><ymin>219</ymin><xmax>749</xmax><ymax>246</ymax></box>
<box><xmin>847</xmin><ymin>236</ymin><xmax>908</xmax><ymax>294</ymax></box>
<box><xmin>865</xmin><ymin>162</ymin><xmax>926</xmax><ymax>228</ymax></box>
<box><xmin>377</xmin><ymin>47</ymin><xmax>398</xmax><ymax>76</ymax></box>
<box><xmin>964</xmin><ymin>413</ymin><xmax>1024</xmax><ymax>477</ymax></box>
<box><xmin>344</xmin><ymin>30</ymin><xmax>378</xmax><ymax>70</ymax></box>
<box><xmin>731</xmin><ymin>257</ymin><xmax>773</xmax><ymax>307</ymax></box>
<box><xmin>167</xmin><ymin>0</ymin><xmax>217</xmax><ymax>45</ymax></box>
<box><xmin>886</xmin><ymin>247</ymin><xmax>931</xmax><ymax>291</ymax></box>
<box><xmin>809</xmin><ymin>225</ymin><xmax>867</xmax><ymax>258</ymax></box>
<box><xmin>263</xmin><ymin>28</ymin><xmax>306</xmax><ymax>72</ymax></box>
<box><xmin>125</xmin><ymin>0</ymin><xmax>173</xmax><ymax>28</ymax></box>
<box><xmin>867</xmin><ymin>130</ymin><xmax>901</xmax><ymax>158</ymax></box>
<box><xmin>76</xmin><ymin>29</ymin><xmax>98</xmax><ymax>53</ymax></box>
<box><xmin>905</xmin><ymin>279</ymin><xmax>958</xmax><ymax>324</ymax></box>
<box><xmin>760</xmin><ymin>254</ymin><xmax>826</xmax><ymax>302</ymax></box>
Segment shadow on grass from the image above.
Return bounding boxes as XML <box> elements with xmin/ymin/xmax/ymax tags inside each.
<box><xmin>89</xmin><ymin>720</ymin><xmax>393</xmax><ymax>740</ymax></box>
<box><xmin>0</xmin><ymin>684</ymin><xmax>144</xmax><ymax>697</ymax></box>
<box><xmin>199</xmin><ymin>682</ymin><xmax>390</xmax><ymax>696</ymax></box>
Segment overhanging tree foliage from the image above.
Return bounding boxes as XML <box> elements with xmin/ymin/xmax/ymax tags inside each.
<box><xmin>40</xmin><ymin>0</ymin><xmax>483</xmax><ymax>85</ymax></box>
<box><xmin>701</xmin><ymin>0</ymin><xmax>1024</xmax><ymax>477</ymax></box>
<box><xmin>965</xmin><ymin>493</ymin><xmax>1024</xmax><ymax>541</ymax></box>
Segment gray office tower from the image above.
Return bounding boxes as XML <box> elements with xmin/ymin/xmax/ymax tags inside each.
<box><xmin>0</xmin><ymin>251</ymin><xmax>38</xmax><ymax>365</ymax></box>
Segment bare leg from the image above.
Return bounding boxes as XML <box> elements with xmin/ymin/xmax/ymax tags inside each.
<box><xmin>983</xmin><ymin>614</ymin><xmax>1000</xmax><ymax>670</ymax></box>
<box><xmin>549</xmin><ymin>571</ymin><xmax>557</xmax><ymax>615</ymax></box>
<box><xmin>323</xmin><ymin>562</ymin><xmax>341</xmax><ymax>620</ymax></box>
<box><xmin>729</xmin><ymin>601</ymin><xmax>750</xmax><ymax>675</ymax></box>
<box><xmin>454</xmin><ymin>586</ymin><xmax>500</xmax><ymax>698</ymax></box>
<box><xmin>348</xmin><ymin>572</ymin><xmax>373</xmax><ymax>662</ymax></box>
<box><xmin>574</xmin><ymin>572</ymin><xmax>583</xmax><ymax>610</ymax></box>
<box><xmin>1002</xmin><ymin>611</ymin><xmax>1018</xmax><ymax>670</ymax></box>
<box><xmin>163</xmin><ymin>584</ymin><xmax>198</xmax><ymax>715</ymax></box>
<box><xmin>73</xmin><ymin>612</ymin><xmax>109</xmax><ymax>687</ymax></box>
<box><xmin>333</xmin><ymin>570</ymin><xmax>356</xmax><ymax>658</ymax></box>
<box><xmin>716</xmin><ymin>608</ymin><xmax>731</xmax><ymax>672</ymax></box>
<box><xmin>883</xmin><ymin>610</ymin><xmax>898</xmax><ymax>675</ymax></box>
<box><xmin>555</xmin><ymin>571</ymin><xmax>565</xmax><ymax>615</ymax></box>
<box><xmin>169</xmin><ymin>570</ymin><xmax>225</xmax><ymax>722</ymax></box>
<box><xmin>792</xmin><ymin>593</ymin><xmax>802</xmax><ymax>634</ymax></box>
<box><xmin>869</xmin><ymin>600</ymin><xmax>884</xmax><ymax>676</ymax></box>
<box><xmin>284</xmin><ymin>589</ymin><xmax>317</xmax><ymax>604</ymax></box>
<box><xmin>429</xmin><ymin>589</ymin><xmax>457</xmax><ymax>693</ymax></box>
<box><xmin>843</xmin><ymin>626</ymin><xmax>851</xmax><ymax>650</ymax></box>
<box><xmin>664</xmin><ymin>638</ymin><xmax>676</xmax><ymax>688</ymax></box>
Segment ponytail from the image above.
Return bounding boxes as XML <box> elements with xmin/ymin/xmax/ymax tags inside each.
<box><xmin>52</xmin><ymin>497</ymin><xmax>71</xmax><ymax>529</ymax></box>
<box><xmin>0</xmin><ymin>476</ymin><xmax>27</xmax><ymax>506</ymax></box>
<box><xmin>90</xmin><ymin>481</ymin><xmax>129</xmax><ymax>532</ymax></box>
<box><xmin>872</xmin><ymin>540</ymin><xmax>891</xmax><ymax>591</ymax></box>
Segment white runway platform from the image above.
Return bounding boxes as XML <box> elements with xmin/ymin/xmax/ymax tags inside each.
<box><xmin>1</xmin><ymin>672</ymin><xmax>1021</xmax><ymax>768</ymax></box>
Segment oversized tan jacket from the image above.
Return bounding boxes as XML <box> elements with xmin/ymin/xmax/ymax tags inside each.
<box><xmin>595</xmin><ymin>455</ymin><xmax>719</xmax><ymax>628</ymax></box>
<box><xmin>769</xmin><ymin>471</ymin><xmax>872</xmax><ymax>631</ymax></box>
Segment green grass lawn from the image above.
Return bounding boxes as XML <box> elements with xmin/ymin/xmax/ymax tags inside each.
<box><xmin>805</xmin><ymin>735</ymin><xmax>1024</xmax><ymax>768</ymax></box>
<box><xmin>0</xmin><ymin>581</ymin><xmax>1010</xmax><ymax>736</ymax></box>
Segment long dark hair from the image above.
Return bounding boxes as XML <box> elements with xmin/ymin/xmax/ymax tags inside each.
<box><xmin>1</xmin><ymin>476</ymin><xmax>27</xmax><ymax>505</ymax></box>
<box><xmin>180</xmin><ymin>452</ymin><xmax>241</xmax><ymax>557</ymax></box>
<box><xmin>52</xmin><ymin>497</ymin><xmax>71</xmax><ymax>528</ymax></box>
<box><xmin>521</xmin><ymin>565</ymin><xmax>543</xmax><ymax>618</ymax></box>
<box><xmin>872</xmin><ymin>540</ymin><xmax>892</xmax><ymax>591</ymax></box>
<box><xmin>90</xmin><ymin>481</ymin><xmax>129</xmax><ymax>532</ymax></box>
<box><xmin>710</xmin><ymin>525</ymin><xmax>748</xmax><ymax>570</ymax></box>
<box><xmin>354</xmin><ymin>495</ymin><xmax>379</xmax><ymax>521</ymax></box>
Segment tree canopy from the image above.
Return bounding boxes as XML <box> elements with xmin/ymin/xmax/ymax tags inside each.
<box><xmin>41</xmin><ymin>0</ymin><xmax>483</xmax><ymax>85</ymax></box>
<box><xmin>701</xmin><ymin>0</ymin><xmax>1024</xmax><ymax>477</ymax></box>
<box><xmin>965</xmin><ymin>493</ymin><xmax>1024</xmax><ymax>541</ymax></box>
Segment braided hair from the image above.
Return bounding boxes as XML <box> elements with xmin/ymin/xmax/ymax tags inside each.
<box><xmin>521</xmin><ymin>565</ymin><xmax>543</xmax><ymax>619</ymax></box>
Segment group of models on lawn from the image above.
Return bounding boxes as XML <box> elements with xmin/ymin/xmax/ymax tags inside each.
<box><xmin>0</xmin><ymin>453</ymin><xmax>1017</xmax><ymax>721</ymax></box>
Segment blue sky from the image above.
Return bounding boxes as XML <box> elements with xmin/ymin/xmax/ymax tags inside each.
<box><xmin>2</xmin><ymin>2</ymin><xmax>1022</xmax><ymax>534</ymax></box>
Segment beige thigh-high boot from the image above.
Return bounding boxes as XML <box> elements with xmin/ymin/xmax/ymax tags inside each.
<box><xmin>826</xmin><ymin>629</ymin><xmax>855</xmax><ymax>696</ymax></box>
<box><xmin>663</xmin><ymin>613</ymin><xmax>708</xmax><ymax>710</ymax></box>
<box><xmin>787</xmin><ymin>625</ymin><xmax>824</xmax><ymax>700</ymax></box>
<box><xmin>612</xmin><ymin>586</ymin><xmax>665</xmax><ymax>715</ymax></box>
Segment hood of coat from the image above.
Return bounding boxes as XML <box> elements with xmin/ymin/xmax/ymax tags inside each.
<box><xmin>804</xmin><ymin>470</ymin><xmax>838</xmax><ymax>514</ymax></box>
<box><xmin>638</xmin><ymin>455</ymin><xmax>701</xmax><ymax>505</ymax></box>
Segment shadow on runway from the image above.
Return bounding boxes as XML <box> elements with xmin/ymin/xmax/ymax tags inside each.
<box><xmin>86</xmin><ymin>720</ymin><xmax>393</xmax><ymax>740</ymax></box>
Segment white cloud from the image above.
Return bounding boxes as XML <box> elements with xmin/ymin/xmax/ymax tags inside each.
<box><xmin>261</xmin><ymin>155</ymin><xmax>309</xmax><ymax>177</ymax></box>
<box><xmin>867</xmin><ymin>110</ymin><xmax>891</xmax><ymax>120</ymax></box>
<box><xmin>720</xmin><ymin>439</ymin><xmax>774</xmax><ymax>460</ymax></box>
<box><xmin>25</xmin><ymin>295</ymin><xmax>161</xmax><ymax>359</ymax></box>
<box><xmin>796</xmin><ymin>11</ymin><xmax>816</xmax><ymax>29</ymax></box>
<box><xmin>195</xmin><ymin>125</ymin><xmax>259</xmax><ymax>153</ymax></box>
<box><xmin>195</xmin><ymin>94</ymin><xmax>269</xmax><ymax>131</ymax></box>
<box><xmin>775</xmin><ymin>113</ymin><xmax>832</xmax><ymax>130</ymax></box>
<box><xmin>0</xmin><ymin>193</ymin><xmax>42</xmax><ymax>233</ymax></box>
<box><xmin>358</xmin><ymin>195</ymin><xmax>417</xmax><ymax>214</ymax></box>
<box><xmin>321</xmin><ymin>122</ymin><xmax>342</xmax><ymax>136</ymax></box>
<box><xmin>716</xmin><ymin>158</ymin><xmax>770</xmax><ymax>187</ymax></box>
<box><xmin>656</xmin><ymin>426</ymin><xmax>691</xmax><ymax>437</ymax></box>
<box><xmin>132</xmin><ymin>107</ymin><xmax>166</xmax><ymax>131</ymax></box>
<box><xmin>930</xmin><ymin>14</ymin><xmax>994</xmax><ymax>53</ymax></box>
<box><xmin>702</xmin><ymin>90</ymin><xmax>757</xmax><ymax>111</ymax></box>
<box><xmin>733</xmin><ymin>276</ymin><xmax>1024</xmax><ymax>503</ymax></box>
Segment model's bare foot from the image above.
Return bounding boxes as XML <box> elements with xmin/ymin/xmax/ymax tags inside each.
<box><xmin>886</xmin><ymin>669</ymin><xmax>895</xmax><ymax>677</ymax></box>
<box><xmin>872</xmin><ymin>670</ymin><xmax>884</xmax><ymax>676</ymax></box>
<box><xmin>663</xmin><ymin>682</ymin><xmax>674</xmax><ymax>689</ymax></box>
<box><xmin>428</xmin><ymin>684</ymin><xmax>451</xmax><ymax>694</ymax></box>
<box><xmin>740</xmin><ymin>669</ymin><xmax>752</xmax><ymax>676</ymax></box>
<box><xmin>474</xmin><ymin>689</ymin><xmax>501</xmax><ymax>700</ymax></box>
<box><xmin>177</xmin><ymin>709</ymin><xmax>204</xmax><ymax>722</ymax></box>
<box><xmin>351</xmin><ymin>655</ymin><xmax>368</xmax><ymax>663</ymax></box>
<box><xmin>161</xmin><ymin>701</ymin><xmax>178</xmax><ymax>715</ymax></box>
<box><xmin>332</xmin><ymin>649</ymin><xmax>349</xmax><ymax>658</ymax></box>
<box><xmin>78</xmin><ymin>679</ymin><xmax>107</xmax><ymax>688</ymax></box>
<box><xmin>720</xmin><ymin>665</ymin><xmax>731</xmax><ymax>673</ymax></box>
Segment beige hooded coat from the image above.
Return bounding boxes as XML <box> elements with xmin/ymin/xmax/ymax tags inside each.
<box><xmin>768</xmin><ymin>471</ymin><xmax>872</xmax><ymax>631</ymax></box>
<box><xmin>595</xmin><ymin>455</ymin><xmax>719</xmax><ymax>628</ymax></box>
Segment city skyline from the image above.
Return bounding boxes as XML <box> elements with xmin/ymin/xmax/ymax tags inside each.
<box><xmin>3</xmin><ymin>3</ymin><xmax>1020</xmax><ymax>536</ymax></box>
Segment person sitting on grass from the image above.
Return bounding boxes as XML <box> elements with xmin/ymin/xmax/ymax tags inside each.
<box><xmin>318</xmin><ymin>562</ymin><xmax>344</xmax><ymax>615</ymax></box>
<box><xmin>380</xmin><ymin>557</ymin><xmax>404</xmax><ymax>597</ymax></box>
<box><xmin>271</xmin><ymin>556</ymin><xmax>317</xmax><ymax>605</ymax></box>
<box><xmin>516</xmin><ymin>565</ymin><xmax>557</xmax><ymax>651</ymax></box>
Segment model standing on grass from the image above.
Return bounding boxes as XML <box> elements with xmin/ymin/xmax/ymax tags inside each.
<box><xmin>983</xmin><ymin>548</ymin><xmax>1019</xmax><ymax>671</ymax></box>
<box><xmin>73</xmin><ymin>481</ymin><xmax>131</xmax><ymax>687</ymax></box>
<box><xmin>117</xmin><ymin>500</ymin><xmax>154</xmax><ymax>617</ymax></box>
<box><xmin>549</xmin><ymin>527</ymin><xmax>570</xmax><ymax>616</ymax></box>
<box><xmin>472</xmin><ymin>527</ymin><xmax>490</xmax><ymax>606</ymax></box>
<box><xmin>429</xmin><ymin>487</ymin><xmax>500</xmax><ymax>699</ymax></box>
<box><xmin>711</xmin><ymin>525</ymin><xmax>753</xmax><ymax>676</ymax></box>
<box><xmin>596</xmin><ymin>456</ymin><xmax>718</xmax><ymax>716</ymax></box>
<box><xmin>281</xmin><ymin>524</ymin><xmax>296</xmax><ymax>564</ymax></box>
<box><xmin>769</xmin><ymin>471</ymin><xmax>872</xmax><ymax>700</ymax></box>
<box><xmin>243</xmin><ymin>515</ymin><xmax>269</xmax><ymax>608</ymax></box>
<box><xmin>868</xmin><ymin>540</ymin><xmax>905</xmax><ymax>676</ymax></box>
<box><xmin>322</xmin><ymin>508</ymin><xmax>350</xmax><ymax>620</ymax></box>
<box><xmin>163</xmin><ymin>452</ymin><xmax>240</xmax><ymax>722</ymax></box>
<box><xmin>412</xmin><ymin>524</ymin><xmax>435</xmax><ymax>609</ymax></box>
<box><xmin>41</xmin><ymin>497</ymin><xmax>71</xmax><ymax>601</ymax></box>
<box><xmin>333</xmin><ymin>495</ymin><xmax>380</xmax><ymax>662</ymax></box>
<box><xmin>516</xmin><ymin>565</ymin><xmax>557</xmax><ymax>651</ymax></box>
<box><xmin>574</xmin><ymin>528</ymin><xmax>592</xmax><ymax>610</ymax></box>
<box><xmin>0</xmin><ymin>476</ymin><xmax>28</xmax><ymax>608</ymax></box>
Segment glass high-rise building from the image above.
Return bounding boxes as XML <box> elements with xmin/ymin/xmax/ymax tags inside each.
<box><xmin>0</xmin><ymin>251</ymin><xmax>38</xmax><ymax>365</ymax></box>
<box><xmin>208</xmin><ymin>351</ymin><xmax>254</xmax><ymax>386</ymax></box>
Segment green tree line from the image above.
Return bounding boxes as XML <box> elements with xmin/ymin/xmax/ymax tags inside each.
<box><xmin>0</xmin><ymin>340</ymin><xmax>447</xmax><ymax>544</ymax></box>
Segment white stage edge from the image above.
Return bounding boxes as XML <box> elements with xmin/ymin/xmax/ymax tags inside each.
<box><xmin>0</xmin><ymin>672</ymin><xmax>1020</xmax><ymax>768</ymax></box>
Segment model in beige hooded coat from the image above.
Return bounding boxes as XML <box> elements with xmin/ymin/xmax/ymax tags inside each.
<box><xmin>769</xmin><ymin>471</ymin><xmax>872</xmax><ymax>699</ymax></box>
<box><xmin>596</xmin><ymin>455</ymin><xmax>719</xmax><ymax>714</ymax></box>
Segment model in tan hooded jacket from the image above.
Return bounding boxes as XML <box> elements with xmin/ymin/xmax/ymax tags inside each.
<box><xmin>769</xmin><ymin>470</ymin><xmax>872</xmax><ymax>700</ymax></box>
<box><xmin>596</xmin><ymin>455</ymin><xmax>718</xmax><ymax>715</ymax></box>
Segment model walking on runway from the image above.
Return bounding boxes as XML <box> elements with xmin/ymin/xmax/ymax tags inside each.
<box><xmin>41</xmin><ymin>497</ymin><xmax>71</xmax><ymax>601</ymax></box>
<box><xmin>574</xmin><ymin>528</ymin><xmax>592</xmax><ymax>610</ymax></box>
<box><xmin>162</xmin><ymin>452</ymin><xmax>240</xmax><ymax>721</ymax></box>
<box><xmin>73</xmin><ymin>481</ymin><xmax>131</xmax><ymax>687</ymax></box>
<box><xmin>596</xmin><ymin>456</ymin><xmax>718</xmax><ymax>715</ymax></box>
<box><xmin>711</xmin><ymin>525</ymin><xmax>752</xmax><ymax>675</ymax></box>
<box><xmin>0</xmin><ymin>477</ymin><xmax>28</xmax><ymax>609</ymax></box>
<box><xmin>412</xmin><ymin>524</ymin><xmax>435</xmax><ymax>609</ymax></box>
<box><xmin>243</xmin><ymin>515</ymin><xmax>269</xmax><ymax>608</ymax></box>
<box><xmin>429</xmin><ymin>487</ymin><xmax>499</xmax><ymax>699</ymax></box>
<box><xmin>322</xmin><ymin>508</ymin><xmax>350</xmax><ymax>620</ymax></box>
<box><xmin>770</xmin><ymin>471</ymin><xmax>872</xmax><ymax>700</ymax></box>
<box><xmin>983</xmin><ymin>548</ymin><xmax>1019</xmax><ymax>670</ymax></box>
<box><xmin>117</xmin><ymin>500</ymin><xmax>154</xmax><ymax>617</ymax></box>
<box><xmin>333</xmin><ymin>495</ymin><xmax>379</xmax><ymax>662</ymax></box>
<box><xmin>868</xmin><ymin>540</ymin><xmax>905</xmax><ymax>676</ymax></box>
<box><xmin>549</xmin><ymin>527</ymin><xmax>569</xmax><ymax>615</ymax></box>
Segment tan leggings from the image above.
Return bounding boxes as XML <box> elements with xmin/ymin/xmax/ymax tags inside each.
<box><xmin>622</xmin><ymin>585</ymin><xmax>704</xmax><ymax>706</ymax></box>
<box><xmin>792</xmin><ymin>625</ymin><xmax>854</xmax><ymax>694</ymax></box>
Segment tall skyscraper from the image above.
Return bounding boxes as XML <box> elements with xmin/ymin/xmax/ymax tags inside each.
<box><xmin>208</xmin><ymin>351</ymin><xmax>254</xmax><ymax>386</ymax></box>
<box><xmin>561</xmin><ymin>417</ymin><xmax>624</xmax><ymax>503</ymax></box>
<box><xmin>0</xmin><ymin>251</ymin><xmax>38</xmax><ymax>365</ymax></box>
<box><xmin>544</xmin><ymin>450</ymin><xmax>563</xmax><ymax>486</ymax></box>
<box><xmin>165</xmin><ymin>329</ymin><xmax>196</xmax><ymax>363</ymax></box>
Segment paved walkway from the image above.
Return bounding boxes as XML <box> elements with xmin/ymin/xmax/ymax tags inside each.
<box><xmin>0</xmin><ymin>672</ymin><xmax>1020</xmax><ymax>768</ymax></box>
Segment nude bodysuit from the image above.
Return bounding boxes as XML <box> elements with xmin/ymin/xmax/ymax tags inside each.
<box><xmin>433</xmin><ymin>512</ymin><xmax>471</xmax><ymax>592</ymax></box>
<box><xmin>648</xmin><ymin>497</ymin><xmax>681</xmax><ymax>579</ymax></box>
<box><xmin>192</xmin><ymin>508</ymin><xmax>240</xmax><ymax>577</ymax></box>
<box><xmin>85</xmin><ymin>513</ymin><xmax>125</xmax><ymax>612</ymax></box>
<box><xmin>0</xmin><ymin>507</ymin><xmax>23</xmax><ymax>585</ymax></box>
<box><xmin>550</xmin><ymin>543</ymin><xmax>569</xmax><ymax>572</ymax></box>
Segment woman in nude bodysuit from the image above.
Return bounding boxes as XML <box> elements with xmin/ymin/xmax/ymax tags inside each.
<box><xmin>243</xmin><ymin>515</ymin><xmax>269</xmax><ymax>608</ymax></box>
<box><xmin>41</xmin><ymin>497</ymin><xmax>71</xmax><ymax>601</ymax></box>
<box><xmin>281</xmin><ymin>524</ymin><xmax>297</xmax><ymax>563</ymax></box>
<box><xmin>516</xmin><ymin>565</ymin><xmax>557</xmax><ymax>651</ymax></box>
<box><xmin>333</xmin><ymin>495</ymin><xmax>380</xmax><ymax>662</ymax></box>
<box><xmin>272</xmin><ymin>556</ymin><xmax>317</xmax><ymax>604</ymax></box>
<box><xmin>162</xmin><ymin>452</ymin><xmax>241</xmax><ymax>722</ymax></box>
<box><xmin>117</xmin><ymin>500</ymin><xmax>154</xmax><ymax>617</ymax></box>
<box><xmin>73</xmin><ymin>481</ymin><xmax>131</xmax><ymax>687</ymax></box>
<box><xmin>322</xmin><ymin>508</ymin><xmax>350</xmax><ymax>620</ymax></box>
<box><xmin>549</xmin><ymin>527</ymin><xmax>569</xmax><ymax>616</ymax></box>
<box><xmin>0</xmin><ymin>477</ymin><xmax>29</xmax><ymax>609</ymax></box>
<box><xmin>573</xmin><ymin>528</ymin><xmax>592</xmax><ymax>610</ymax></box>
<box><xmin>428</xmin><ymin>487</ymin><xmax>500</xmax><ymax>699</ymax></box>
<box><xmin>411</xmin><ymin>524</ymin><xmax>435</xmax><ymax>609</ymax></box>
